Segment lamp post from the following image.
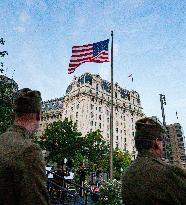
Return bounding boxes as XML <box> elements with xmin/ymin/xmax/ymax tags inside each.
<box><xmin>159</xmin><ymin>94</ymin><xmax>170</xmax><ymax>160</ymax></box>
<box><xmin>159</xmin><ymin>94</ymin><xmax>166</xmax><ymax>126</ymax></box>
<box><xmin>80</xmin><ymin>160</ymin><xmax>86</xmax><ymax>197</ymax></box>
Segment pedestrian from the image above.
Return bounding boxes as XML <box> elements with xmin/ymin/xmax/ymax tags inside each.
<box><xmin>121</xmin><ymin>117</ymin><xmax>186</xmax><ymax>205</ymax></box>
<box><xmin>0</xmin><ymin>88</ymin><xmax>50</xmax><ymax>205</ymax></box>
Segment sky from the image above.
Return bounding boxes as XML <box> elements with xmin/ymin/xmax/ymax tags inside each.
<box><xmin>1</xmin><ymin>0</ymin><xmax>186</xmax><ymax>134</ymax></box>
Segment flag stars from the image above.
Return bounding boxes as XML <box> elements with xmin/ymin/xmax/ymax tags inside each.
<box><xmin>93</xmin><ymin>39</ymin><xmax>109</xmax><ymax>56</ymax></box>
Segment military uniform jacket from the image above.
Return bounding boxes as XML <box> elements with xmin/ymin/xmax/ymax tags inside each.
<box><xmin>0</xmin><ymin>125</ymin><xmax>50</xmax><ymax>205</ymax></box>
<box><xmin>121</xmin><ymin>151</ymin><xmax>186</xmax><ymax>205</ymax></box>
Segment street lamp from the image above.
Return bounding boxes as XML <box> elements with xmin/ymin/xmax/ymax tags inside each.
<box><xmin>159</xmin><ymin>94</ymin><xmax>171</xmax><ymax>161</ymax></box>
<box><xmin>159</xmin><ymin>94</ymin><xmax>166</xmax><ymax>126</ymax></box>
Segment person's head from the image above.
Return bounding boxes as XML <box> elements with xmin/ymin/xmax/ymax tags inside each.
<box><xmin>13</xmin><ymin>88</ymin><xmax>42</xmax><ymax>133</ymax></box>
<box><xmin>135</xmin><ymin>117</ymin><xmax>165</xmax><ymax>157</ymax></box>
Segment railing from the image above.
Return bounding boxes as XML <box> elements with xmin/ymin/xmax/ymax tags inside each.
<box><xmin>47</xmin><ymin>170</ymin><xmax>98</xmax><ymax>205</ymax></box>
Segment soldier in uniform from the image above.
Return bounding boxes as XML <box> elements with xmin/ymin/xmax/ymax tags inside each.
<box><xmin>121</xmin><ymin>117</ymin><xmax>186</xmax><ymax>205</ymax></box>
<box><xmin>0</xmin><ymin>88</ymin><xmax>50</xmax><ymax>205</ymax></box>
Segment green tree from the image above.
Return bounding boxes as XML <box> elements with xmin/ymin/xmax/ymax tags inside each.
<box><xmin>0</xmin><ymin>99</ymin><xmax>13</xmax><ymax>135</ymax></box>
<box><xmin>39</xmin><ymin>118</ymin><xmax>83</xmax><ymax>165</ymax></box>
<box><xmin>113</xmin><ymin>149</ymin><xmax>132</xmax><ymax>180</ymax></box>
<box><xmin>83</xmin><ymin>130</ymin><xmax>110</xmax><ymax>172</ymax></box>
<box><xmin>0</xmin><ymin>38</ymin><xmax>16</xmax><ymax>135</ymax></box>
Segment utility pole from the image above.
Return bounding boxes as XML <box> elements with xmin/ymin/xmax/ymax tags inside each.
<box><xmin>159</xmin><ymin>94</ymin><xmax>169</xmax><ymax>160</ymax></box>
<box><xmin>159</xmin><ymin>94</ymin><xmax>166</xmax><ymax>126</ymax></box>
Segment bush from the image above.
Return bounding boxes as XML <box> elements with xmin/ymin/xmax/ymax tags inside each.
<box><xmin>95</xmin><ymin>179</ymin><xmax>122</xmax><ymax>205</ymax></box>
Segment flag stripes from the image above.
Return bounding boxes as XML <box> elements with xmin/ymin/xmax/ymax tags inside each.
<box><xmin>68</xmin><ymin>39</ymin><xmax>109</xmax><ymax>74</ymax></box>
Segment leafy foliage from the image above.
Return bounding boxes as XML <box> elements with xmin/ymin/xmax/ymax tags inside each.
<box><xmin>0</xmin><ymin>99</ymin><xmax>13</xmax><ymax>135</ymax></box>
<box><xmin>95</xmin><ymin>179</ymin><xmax>122</xmax><ymax>205</ymax></box>
<box><xmin>0</xmin><ymin>38</ymin><xmax>15</xmax><ymax>135</ymax></box>
<box><xmin>113</xmin><ymin>149</ymin><xmax>132</xmax><ymax>180</ymax></box>
<box><xmin>83</xmin><ymin>130</ymin><xmax>110</xmax><ymax>172</ymax></box>
<box><xmin>39</xmin><ymin>118</ymin><xmax>82</xmax><ymax>165</ymax></box>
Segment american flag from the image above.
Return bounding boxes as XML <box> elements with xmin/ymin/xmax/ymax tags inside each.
<box><xmin>68</xmin><ymin>39</ymin><xmax>109</xmax><ymax>74</ymax></box>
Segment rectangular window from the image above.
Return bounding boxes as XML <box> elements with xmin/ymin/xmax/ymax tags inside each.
<box><xmin>99</xmin><ymin>123</ymin><xmax>101</xmax><ymax>129</ymax></box>
<box><xmin>99</xmin><ymin>107</ymin><xmax>101</xmax><ymax>112</ymax></box>
<box><xmin>91</xmin><ymin>121</ymin><xmax>93</xmax><ymax>126</ymax></box>
<box><xmin>91</xmin><ymin>104</ymin><xmax>94</xmax><ymax>109</ymax></box>
<box><xmin>76</xmin><ymin>112</ymin><xmax>78</xmax><ymax>118</ymax></box>
<box><xmin>77</xmin><ymin>104</ymin><xmax>79</xmax><ymax>109</ymax></box>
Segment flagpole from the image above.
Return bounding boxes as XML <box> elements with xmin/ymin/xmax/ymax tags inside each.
<box><xmin>110</xmin><ymin>30</ymin><xmax>114</xmax><ymax>180</ymax></box>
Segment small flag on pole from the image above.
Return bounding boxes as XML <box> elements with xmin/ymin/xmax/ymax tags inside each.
<box><xmin>176</xmin><ymin>111</ymin><xmax>178</xmax><ymax>119</ymax></box>
<box><xmin>128</xmin><ymin>74</ymin><xmax>133</xmax><ymax>82</ymax></box>
<box><xmin>68</xmin><ymin>39</ymin><xmax>109</xmax><ymax>74</ymax></box>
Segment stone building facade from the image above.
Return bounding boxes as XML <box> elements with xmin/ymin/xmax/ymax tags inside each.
<box><xmin>39</xmin><ymin>73</ymin><xmax>145</xmax><ymax>158</ymax></box>
<box><xmin>167</xmin><ymin>123</ymin><xmax>186</xmax><ymax>167</ymax></box>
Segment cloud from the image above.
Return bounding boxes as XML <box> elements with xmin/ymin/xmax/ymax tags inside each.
<box><xmin>125</xmin><ymin>0</ymin><xmax>145</xmax><ymax>9</ymax></box>
<box><xmin>25</xmin><ymin>0</ymin><xmax>33</xmax><ymax>5</ymax></box>
<box><xmin>26</xmin><ymin>0</ymin><xmax>47</xmax><ymax>12</ymax></box>
<box><xmin>113</xmin><ymin>42</ymin><xmax>119</xmax><ymax>57</ymax></box>
<box><xmin>36</xmin><ymin>0</ymin><xmax>47</xmax><ymax>12</ymax></box>
<box><xmin>19</xmin><ymin>12</ymin><xmax>30</xmax><ymax>23</ymax></box>
<box><xmin>14</xmin><ymin>26</ymin><xmax>26</xmax><ymax>33</ymax></box>
<box><xmin>99</xmin><ymin>63</ymin><xmax>110</xmax><ymax>81</ymax></box>
<box><xmin>14</xmin><ymin>11</ymin><xmax>30</xmax><ymax>33</ymax></box>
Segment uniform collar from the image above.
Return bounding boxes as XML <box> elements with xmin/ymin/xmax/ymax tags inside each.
<box><xmin>137</xmin><ymin>150</ymin><xmax>166</xmax><ymax>165</ymax></box>
<box><xmin>138</xmin><ymin>150</ymin><xmax>160</xmax><ymax>160</ymax></box>
<box><xmin>7</xmin><ymin>124</ymin><xmax>32</xmax><ymax>139</ymax></box>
